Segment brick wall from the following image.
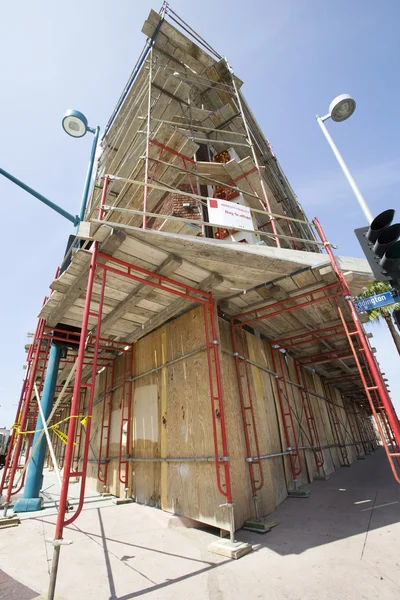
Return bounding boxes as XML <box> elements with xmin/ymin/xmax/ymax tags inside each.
<box><xmin>151</xmin><ymin>185</ymin><xmax>202</xmax><ymax>230</ymax></box>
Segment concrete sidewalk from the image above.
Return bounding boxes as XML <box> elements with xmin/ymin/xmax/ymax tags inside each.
<box><xmin>0</xmin><ymin>448</ymin><xmax>399</xmax><ymax>599</ymax></box>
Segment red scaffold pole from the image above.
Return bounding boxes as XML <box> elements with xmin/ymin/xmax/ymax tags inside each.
<box><xmin>313</xmin><ymin>216</ymin><xmax>400</xmax><ymax>483</ymax></box>
<box><xmin>3</xmin><ymin>314</ymin><xmax>47</xmax><ymax>502</ymax></box>
<box><xmin>48</xmin><ymin>178</ymin><xmax>111</xmax><ymax>600</ymax></box>
<box><xmin>230</xmin><ymin>321</ymin><xmax>264</xmax><ymax>516</ymax></box>
<box><xmin>270</xmin><ymin>345</ymin><xmax>302</xmax><ymax>484</ymax></box>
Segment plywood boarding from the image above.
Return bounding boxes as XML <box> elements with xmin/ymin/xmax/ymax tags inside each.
<box><xmin>130</xmin><ymin>306</ymin><xmax>231</xmax><ymax>529</ymax></box>
<box><xmin>237</xmin><ymin>328</ymin><xmax>289</xmax><ymax>510</ymax></box>
<box><xmin>81</xmin><ymin>300</ymin><xmax>371</xmax><ymax>530</ymax></box>
<box><xmin>86</xmin><ymin>353</ymin><xmax>130</xmax><ymax>498</ymax></box>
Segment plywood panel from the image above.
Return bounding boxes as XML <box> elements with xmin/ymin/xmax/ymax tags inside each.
<box><xmin>247</xmin><ymin>334</ymin><xmax>289</xmax><ymax>509</ymax></box>
<box><xmin>84</xmin><ymin>304</ymin><xmax>368</xmax><ymax>531</ymax></box>
<box><xmin>130</xmin><ymin>306</ymin><xmax>231</xmax><ymax>529</ymax></box>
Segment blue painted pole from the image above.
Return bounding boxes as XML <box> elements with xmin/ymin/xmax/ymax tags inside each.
<box><xmin>0</xmin><ymin>168</ymin><xmax>78</xmax><ymax>225</ymax></box>
<box><xmin>75</xmin><ymin>125</ymin><xmax>100</xmax><ymax>231</ymax></box>
<box><xmin>14</xmin><ymin>344</ymin><xmax>62</xmax><ymax>512</ymax></box>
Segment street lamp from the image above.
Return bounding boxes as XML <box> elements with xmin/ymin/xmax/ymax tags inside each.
<box><xmin>316</xmin><ymin>94</ymin><xmax>373</xmax><ymax>224</ymax></box>
<box><xmin>10</xmin><ymin>110</ymin><xmax>101</xmax><ymax>517</ymax></box>
<box><xmin>62</xmin><ymin>109</ymin><xmax>100</xmax><ymax>229</ymax></box>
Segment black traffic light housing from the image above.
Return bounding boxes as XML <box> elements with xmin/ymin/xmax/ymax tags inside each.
<box><xmin>393</xmin><ymin>309</ymin><xmax>400</xmax><ymax>331</ymax></box>
<box><xmin>355</xmin><ymin>209</ymin><xmax>400</xmax><ymax>285</ymax></box>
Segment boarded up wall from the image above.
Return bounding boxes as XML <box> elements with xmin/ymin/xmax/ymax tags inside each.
<box><xmin>84</xmin><ymin>305</ymin><xmax>369</xmax><ymax>530</ymax></box>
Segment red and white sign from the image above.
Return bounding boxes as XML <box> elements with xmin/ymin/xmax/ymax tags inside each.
<box><xmin>207</xmin><ymin>198</ymin><xmax>254</xmax><ymax>231</ymax></box>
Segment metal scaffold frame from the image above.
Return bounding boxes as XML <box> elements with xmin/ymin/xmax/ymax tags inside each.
<box><xmin>39</xmin><ymin>175</ymin><xmax>234</xmax><ymax>596</ymax></box>
<box><xmin>3</xmin><ymin>7</ymin><xmax>400</xmax><ymax>599</ymax></box>
<box><xmin>228</xmin><ymin>216</ymin><xmax>400</xmax><ymax>503</ymax></box>
<box><xmin>89</xmin><ymin>2</ymin><xmax>319</xmax><ymax>253</ymax></box>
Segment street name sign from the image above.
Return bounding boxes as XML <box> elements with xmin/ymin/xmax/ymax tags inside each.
<box><xmin>354</xmin><ymin>291</ymin><xmax>399</xmax><ymax>313</ymax></box>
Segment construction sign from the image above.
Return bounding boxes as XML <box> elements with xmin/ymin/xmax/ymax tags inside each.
<box><xmin>207</xmin><ymin>198</ymin><xmax>254</xmax><ymax>231</ymax></box>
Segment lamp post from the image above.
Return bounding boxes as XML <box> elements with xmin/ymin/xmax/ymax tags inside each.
<box><xmin>62</xmin><ymin>109</ymin><xmax>100</xmax><ymax>229</ymax></box>
<box><xmin>13</xmin><ymin>111</ymin><xmax>100</xmax><ymax>513</ymax></box>
<box><xmin>316</xmin><ymin>94</ymin><xmax>373</xmax><ymax>224</ymax></box>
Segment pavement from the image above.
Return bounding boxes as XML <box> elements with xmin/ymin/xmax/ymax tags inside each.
<box><xmin>0</xmin><ymin>448</ymin><xmax>399</xmax><ymax>599</ymax></box>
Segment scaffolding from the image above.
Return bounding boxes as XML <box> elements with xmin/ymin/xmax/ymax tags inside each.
<box><xmin>1</xmin><ymin>5</ymin><xmax>399</xmax><ymax>598</ymax></box>
<box><xmin>87</xmin><ymin>6</ymin><xmax>319</xmax><ymax>253</ymax></box>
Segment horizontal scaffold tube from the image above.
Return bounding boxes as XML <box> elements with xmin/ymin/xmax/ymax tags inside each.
<box><xmin>246</xmin><ymin>440</ymin><xmax>377</xmax><ymax>462</ymax></box>
<box><xmin>104</xmin><ymin>174</ymin><xmax>318</xmax><ymax>227</ymax></box>
<box><xmin>87</xmin><ymin>456</ymin><xmax>229</xmax><ymax>463</ymax></box>
<box><xmin>223</xmin><ymin>350</ymin><xmax>361</xmax><ymax>415</ymax></box>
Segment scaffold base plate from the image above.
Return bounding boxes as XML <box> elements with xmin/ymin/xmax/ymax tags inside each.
<box><xmin>242</xmin><ymin>518</ymin><xmax>280</xmax><ymax>533</ymax></box>
<box><xmin>208</xmin><ymin>539</ymin><xmax>252</xmax><ymax>559</ymax></box>
<box><xmin>314</xmin><ymin>474</ymin><xmax>330</xmax><ymax>480</ymax></box>
<box><xmin>357</xmin><ymin>456</ymin><xmax>366</xmax><ymax>460</ymax></box>
<box><xmin>288</xmin><ymin>489</ymin><xmax>310</xmax><ymax>498</ymax></box>
<box><xmin>113</xmin><ymin>497</ymin><xmax>134</xmax><ymax>505</ymax></box>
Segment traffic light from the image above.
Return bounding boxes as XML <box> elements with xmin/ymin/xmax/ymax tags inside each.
<box><xmin>393</xmin><ymin>309</ymin><xmax>400</xmax><ymax>331</ymax></box>
<box><xmin>355</xmin><ymin>209</ymin><xmax>400</xmax><ymax>285</ymax></box>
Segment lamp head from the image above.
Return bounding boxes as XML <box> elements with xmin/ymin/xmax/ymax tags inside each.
<box><xmin>62</xmin><ymin>109</ymin><xmax>88</xmax><ymax>138</ymax></box>
<box><xmin>329</xmin><ymin>94</ymin><xmax>356</xmax><ymax>122</ymax></box>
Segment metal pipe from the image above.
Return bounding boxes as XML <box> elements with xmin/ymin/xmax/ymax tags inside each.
<box><xmin>47</xmin><ymin>544</ymin><xmax>61</xmax><ymax>600</ymax></box>
<box><xmin>316</xmin><ymin>116</ymin><xmax>373</xmax><ymax>223</ymax></box>
<box><xmin>187</xmin><ymin>137</ymin><xmax>250</xmax><ymax>148</ymax></box>
<box><xmin>11</xmin><ymin>360</ymin><xmax>79</xmax><ymax>492</ymax></box>
<box><xmin>13</xmin><ymin>344</ymin><xmax>63</xmax><ymax>511</ymax></box>
<box><xmin>127</xmin><ymin>456</ymin><xmax>228</xmax><ymax>462</ymax></box>
<box><xmin>0</xmin><ymin>168</ymin><xmax>77</xmax><ymax>225</ymax></box>
<box><xmin>33</xmin><ymin>383</ymin><xmax>63</xmax><ymax>490</ymax></box>
<box><xmin>102</xmin><ymin>18</ymin><xmax>164</xmax><ymax>139</ymax></box>
<box><xmin>143</xmin><ymin>47</ymin><xmax>153</xmax><ymax>230</ymax></box>
<box><xmin>53</xmin><ymin>180</ymin><xmax>110</xmax><ymax>553</ymax></box>
<box><xmin>166</xmin><ymin>7</ymin><xmax>222</xmax><ymax>59</ymax></box>
<box><xmin>77</xmin><ymin>126</ymin><xmax>100</xmax><ymax>229</ymax></box>
<box><xmin>143</xmin><ymin>116</ymin><xmax>246</xmax><ymax>136</ymax></box>
<box><xmin>129</xmin><ymin>345</ymin><xmax>207</xmax><ymax>382</ymax></box>
<box><xmin>5</xmin><ymin>317</ymin><xmax>46</xmax><ymax>503</ymax></box>
<box><xmin>223</xmin><ymin>351</ymin><xmax>355</xmax><ymax>412</ymax></box>
<box><xmin>246</xmin><ymin>450</ymin><xmax>292</xmax><ymax>462</ymax></box>
<box><xmin>231</xmin><ymin>322</ymin><xmax>261</xmax><ymax>497</ymax></box>
<box><xmin>246</xmin><ymin>440</ymin><xmax>376</xmax><ymax>463</ymax></box>
<box><xmin>93</xmin><ymin>212</ymin><xmax>323</xmax><ymax>246</ymax></box>
<box><xmin>316</xmin><ymin>218</ymin><xmax>400</xmax><ymax>442</ymax></box>
<box><xmin>204</xmin><ymin>302</ymin><xmax>233</xmax><ymax>503</ymax></box>
<box><xmin>314</xmin><ymin>217</ymin><xmax>400</xmax><ymax>483</ymax></box>
<box><xmin>225</xmin><ymin>60</ymin><xmax>280</xmax><ymax>247</ymax></box>
<box><xmin>105</xmin><ymin>174</ymin><xmax>317</xmax><ymax>226</ymax></box>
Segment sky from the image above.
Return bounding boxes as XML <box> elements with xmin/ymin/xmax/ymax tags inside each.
<box><xmin>0</xmin><ymin>0</ymin><xmax>400</xmax><ymax>427</ymax></box>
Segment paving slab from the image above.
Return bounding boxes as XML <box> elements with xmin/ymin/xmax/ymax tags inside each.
<box><xmin>0</xmin><ymin>568</ymin><xmax>38</xmax><ymax>600</ymax></box>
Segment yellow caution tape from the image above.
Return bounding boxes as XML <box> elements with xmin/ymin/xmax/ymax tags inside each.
<box><xmin>11</xmin><ymin>415</ymin><xmax>91</xmax><ymax>438</ymax></box>
<box><xmin>52</xmin><ymin>427</ymin><xmax>74</xmax><ymax>446</ymax></box>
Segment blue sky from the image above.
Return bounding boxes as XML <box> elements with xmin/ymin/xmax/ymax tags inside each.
<box><xmin>1</xmin><ymin>0</ymin><xmax>399</xmax><ymax>427</ymax></box>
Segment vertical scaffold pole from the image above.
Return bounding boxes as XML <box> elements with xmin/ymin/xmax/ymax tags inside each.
<box><xmin>225</xmin><ymin>58</ymin><xmax>280</xmax><ymax>247</ymax></box>
<box><xmin>231</xmin><ymin>321</ymin><xmax>264</xmax><ymax>518</ymax></box>
<box><xmin>313</xmin><ymin>217</ymin><xmax>400</xmax><ymax>483</ymax></box>
<box><xmin>270</xmin><ymin>345</ymin><xmax>302</xmax><ymax>487</ymax></box>
<box><xmin>48</xmin><ymin>177</ymin><xmax>110</xmax><ymax>600</ymax></box>
<box><xmin>143</xmin><ymin>46</ymin><xmax>153</xmax><ymax>230</ymax></box>
<box><xmin>204</xmin><ymin>301</ymin><xmax>234</xmax><ymax>540</ymax></box>
<box><xmin>4</xmin><ymin>317</ymin><xmax>46</xmax><ymax>505</ymax></box>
